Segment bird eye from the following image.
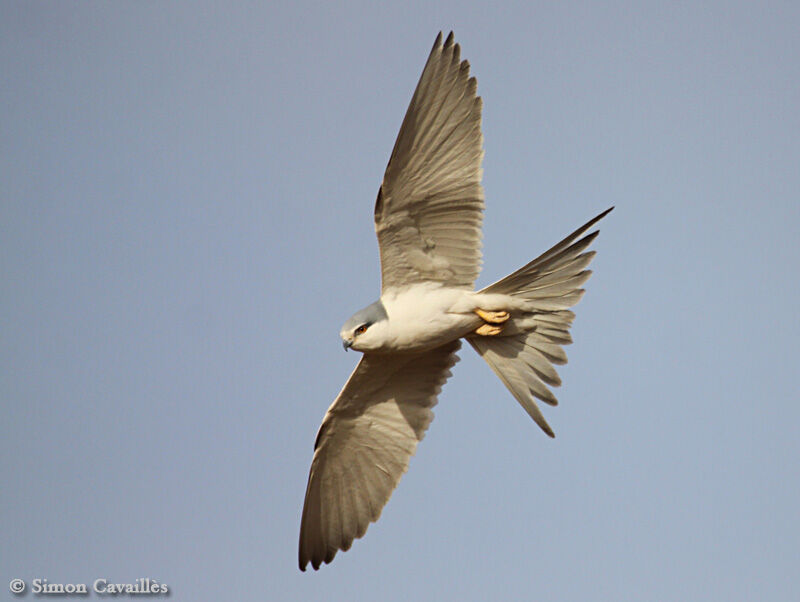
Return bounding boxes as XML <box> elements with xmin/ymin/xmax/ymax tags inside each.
<box><xmin>354</xmin><ymin>324</ymin><xmax>368</xmax><ymax>336</ymax></box>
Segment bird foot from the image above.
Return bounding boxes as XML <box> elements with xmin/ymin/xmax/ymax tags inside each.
<box><xmin>475</xmin><ymin>309</ymin><xmax>509</xmax><ymax>324</ymax></box>
<box><xmin>474</xmin><ymin>323</ymin><xmax>503</xmax><ymax>336</ymax></box>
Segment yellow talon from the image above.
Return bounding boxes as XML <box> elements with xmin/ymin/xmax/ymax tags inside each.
<box><xmin>475</xmin><ymin>323</ymin><xmax>503</xmax><ymax>336</ymax></box>
<box><xmin>475</xmin><ymin>309</ymin><xmax>509</xmax><ymax>324</ymax></box>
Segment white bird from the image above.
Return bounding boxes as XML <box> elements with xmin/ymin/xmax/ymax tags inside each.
<box><xmin>299</xmin><ymin>32</ymin><xmax>612</xmax><ymax>571</ymax></box>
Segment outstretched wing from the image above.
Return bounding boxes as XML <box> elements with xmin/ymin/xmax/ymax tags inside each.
<box><xmin>374</xmin><ymin>32</ymin><xmax>485</xmax><ymax>291</ymax></box>
<box><xmin>298</xmin><ymin>341</ymin><xmax>461</xmax><ymax>571</ymax></box>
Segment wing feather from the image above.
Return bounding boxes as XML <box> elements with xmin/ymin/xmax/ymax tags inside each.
<box><xmin>374</xmin><ymin>32</ymin><xmax>485</xmax><ymax>291</ymax></box>
<box><xmin>298</xmin><ymin>341</ymin><xmax>461</xmax><ymax>570</ymax></box>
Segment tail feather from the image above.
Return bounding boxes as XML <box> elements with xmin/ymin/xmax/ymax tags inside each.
<box><xmin>472</xmin><ymin>337</ymin><xmax>556</xmax><ymax>437</ymax></box>
<box><xmin>469</xmin><ymin>207</ymin><xmax>612</xmax><ymax>437</ymax></box>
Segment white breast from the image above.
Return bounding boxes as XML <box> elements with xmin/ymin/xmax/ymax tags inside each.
<box><xmin>377</xmin><ymin>284</ymin><xmax>480</xmax><ymax>352</ymax></box>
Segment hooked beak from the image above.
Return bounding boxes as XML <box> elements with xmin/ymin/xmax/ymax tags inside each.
<box><xmin>342</xmin><ymin>339</ymin><xmax>353</xmax><ymax>351</ymax></box>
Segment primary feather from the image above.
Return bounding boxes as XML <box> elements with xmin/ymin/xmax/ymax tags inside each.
<box><xmin>299</xmin><ymin>341</ymin><xmax>460</xmax><ymax>570</ymax></box>
<box><xmin>375</xmin><ymin>32</ymin><xmax>485</xmax><ymax>291</ymax></box>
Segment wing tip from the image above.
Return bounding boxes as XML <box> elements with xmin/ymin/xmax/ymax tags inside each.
<box><xmin>531</xmin><ymin>405</ymin><xmax>556</xmax><ymax>439</ymax></box>
<box><xmin>536</xmin><ymin>414</ymin><xmax>556</xmax><ymax>438</ymax></box>
<box><xmin>298</xmin><ymin>548</ymin><xmax>312</xmax><ymax>571</ymax></box>
<box><xmin>298</xmin><ymin>549</ymin><xmax>333</xmax><ymax>572</ymax></box>
<box><xmin>432</xmin><ymin>31</ymin><xmax>458</xmax><ymax>57</ymax></box>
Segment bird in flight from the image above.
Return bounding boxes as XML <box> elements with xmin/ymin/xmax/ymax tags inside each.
<box><xmin>299</xmin><ymin>32</ymin><xmax>612</xmax><ymax>571</ymax></box>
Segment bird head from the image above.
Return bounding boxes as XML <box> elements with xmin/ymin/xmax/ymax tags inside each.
<box><xmin>340</xmin><ymin>299</ymin><xmax>388</xmax><ymax>352</ymax></box>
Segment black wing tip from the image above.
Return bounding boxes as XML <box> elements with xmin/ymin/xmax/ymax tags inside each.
<box><xmin>298</xmin><ymin>555</ymin><xmax>326</xmax><ymax>572</ymax></box>
<box><xmin>573</xmin><ymin>206</ymin><xmax>614</xmax><ymax>241</ymax></box>
<box><xmin>533</xmin><ymin>414</ymin><xmax>556</xmax><ymax>438</ymax></box>
<box><xmin>589</xmin><ymin>205</ymin><xmax>614</xmax><ymax>227</ymax></box>
<box><xmin>535</xmin><ymin>418</ymin><xmax>556</xmax><ymax>438</ymax></box>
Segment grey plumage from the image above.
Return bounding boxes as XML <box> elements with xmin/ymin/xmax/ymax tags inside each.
<box><xmin>299</xmin><ymin>340</ymin><xmax>461</xmax><ymax>570</ymax></box>
<box><xmin>341</xmin><ymin>300</ymin><xmax>388</xmax><ymax>334</ymax></box>
<box><xmin>298</xmin><ymin>32</ymin><xmax>611</xmax><ymax>571</ymax></box>
<box><xmin>374</xmin><ymin>31</ymin><xmax>485</xmax><ymax>291</ymax></box>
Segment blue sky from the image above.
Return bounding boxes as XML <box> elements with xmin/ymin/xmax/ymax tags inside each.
<box><xmin>2</xmin><ymin>2</ymin><xmax>798</xmax><ymax>600</ymax></box>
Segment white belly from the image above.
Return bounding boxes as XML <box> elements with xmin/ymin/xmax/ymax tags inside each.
<box><xmin>378</xmin><ymin>284</ymin><xmax>481</xmax><ymax>352</ymax></box>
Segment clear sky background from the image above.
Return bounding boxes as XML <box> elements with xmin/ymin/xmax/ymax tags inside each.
<box><xmin>2</xmin><ymin>2</ymin><xmax>798</xmax><ymax>601</ymax></box>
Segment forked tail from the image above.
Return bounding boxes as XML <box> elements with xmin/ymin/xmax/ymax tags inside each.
<box><xmin>468</xmin><ymin>207</ymin><xmax>613</xmax><ymax>437</ymax></box>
